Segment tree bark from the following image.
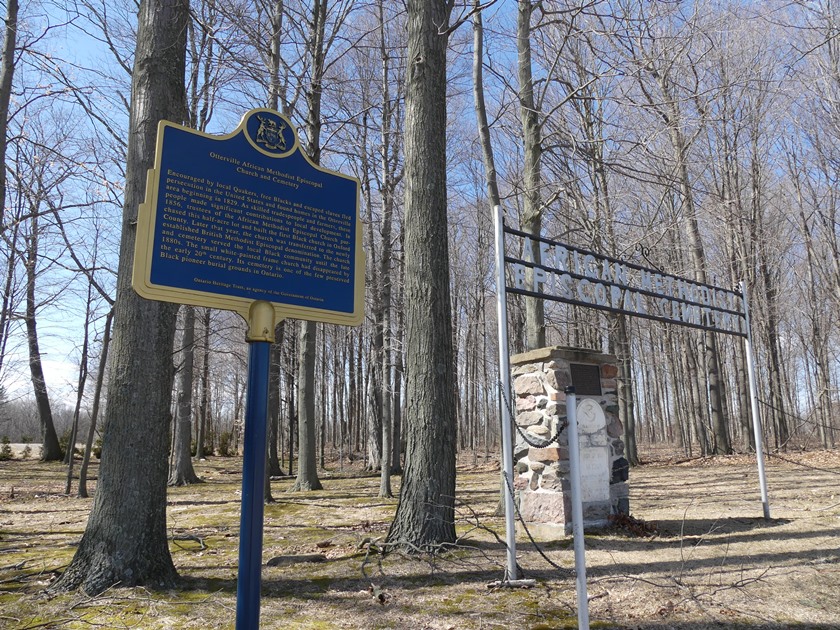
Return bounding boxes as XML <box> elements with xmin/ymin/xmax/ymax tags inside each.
<box><xmin>292</xmin><ymin>319</ymin><xmax>321</xmax><ymax>491</ymax></box>
<box><xmin>666</xmin><ymin>105</ymin><xmax>732</xmax><ymax>455</ymax></box>
<box><xmin>169</xmin><ymin>306</ymin><xmax>201</xmax><ymax>486</ymax></box>
<box><xmin>78</xmin><ymin>310</ymin><xmax>113</xmax><ymax>499</ymax></box>
<box><xmin>25</xmin><ymin>215</ymin><xmax>62</xmax><ymax>461</ymax></box>
<box><xmin>391</xmin><ymin>267</ymin><xmax>404</xmax><ymax>474</ymax></box>
<box><xmin>517</xmin><ymin>0</ymin><xmax>545</xmax><ymax>350</ymax></box>
<box><xmin>265</xmin><ymin>0</ymin><xmax>286</xmax><ymax>485</ymax></box>
<box><xmin>267</xmin><ymin>321</ymin><xmax>285</xmax><ymax>477</ymax></box>
<box><xmin>0</xmin><ymin>0</ymin><xmax>18</xmax><ymax>227</ymax></box>
<box><xmin>195</xmin><ymin>308</ymin><xmax>210</xmax><ymax>459</ymax></box>
<box><xmin>65</xmin><ymin>285</ymin><xmax>92</xmax><ymax>491</ymax></box>
<box><xmin>376</xmin><ymin>0</ymin><xmax>399</xmax><ymax>495</ymax></box>
<box><xmin>472</xmin><ymin>4</ymin><xmax>501</xmax><ymax>210</ymax></box>
<box><xmin>796</xmin><ymin>199</ymin><xmax>834</xmax><ymax>448</ymax></box>
<box><xmin>386</xmin><ymin>0</ymin><xmax>456</xmax><ymax>550</ymax></box>
<box><xmin>50</xmin><ymin>0</ymin><xmax>188</xmax><ymax>595</ymax></box>
<box><xmin>291</xmin><ymin>0</ymin><xmax>327</xmax><ymax>493</ymax></box>
<box><xmin>474</xmin><ymin>1</ymin><xmax>511</xmax><ymax>504</ymax></box>
<box><xmin>0</xmin><ymin>0</ymin><xmax>16</xmax><ymax>380</ymax></box>
<box><xmin>615</xmin><ymin>315</ymin><xmax>639</xmax><ymax>465</ymax></box>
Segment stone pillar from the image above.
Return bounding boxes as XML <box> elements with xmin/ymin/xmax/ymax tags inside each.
<box><xmin>511</xmin><ymin>346</ymin><xmax>629</xmax><ymax>535</ymax></box>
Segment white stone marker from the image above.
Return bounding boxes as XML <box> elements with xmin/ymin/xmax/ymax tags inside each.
<box><xmin>576</xmin><ymin>399</ymin><xmax>611</xmax><ymax>504</ymax></box>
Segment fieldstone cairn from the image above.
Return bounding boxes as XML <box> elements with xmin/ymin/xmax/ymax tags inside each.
<box><xmin>511</xmin><ymin>346</ymin><xmax>629</xmax><ymax>534</ymax></box>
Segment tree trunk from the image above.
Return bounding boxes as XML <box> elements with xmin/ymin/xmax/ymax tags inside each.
<box><xmin>667</xmin><ymin>119</ymin><xmax>731</xmax><ymax>455</ymax></box>
<box><xmin>265</xmin><ymin>0</ymin><xmax>286</xmax><ymax>486</ymax></box>
<box><xmin>473</xmin><ymin>4</ymin><xmax>501</xmax><ymax>210</ymax></box>
<box><xmin>796</xmin><ymin>202</ymin><xmax>835</xmax><ymax>448</ymax></box>
<box><xmin>0</xmin><ymin>221</ymin><xmax>20</xmax><ymax>381</ymax></box>
<box><xmin>195</xmin><ymin>308</ymin><xmax>210</xmax><ymax>459</ymax></box>
<box><xmin>287</xmin><ymin>348</ymin><xmax>295</xmax><ymax>476</ymax></box>
<box><xmin>25</xmin><ymin>217</ymin><xmax>61</xmax><ymax>461</ymax></box>
<box><xmin>757</xmin><ymin>247</ymin><xmax>788</xmax><ymax>449</ymax></box>
<box><xmin>474</xmin><ymin>2</ymin><xmax>509</xmax><ymax>502</ymax></box>
<box><xmin>377</xmin><ymin>0</ymin><xmax>398</xmax><ymax>494</ymax></box>
<box><xmin>291</xmin><ymin>0</ymin><xmax>327</xmax><ymax>492</ymax></box>
<box><xmin>0</xmin><ymin>0</ymin><xmax>16</xmax><ymax>381</ymax></box>
<box><xmin>684</xmin><ymin>338</ymin><xmax>711</xmax><ymax>455</ymax></box>
<box><xmin>65</xmin><ymin>286</ymin><xmax>92</xmax><ymax>491</ymax></box>
<box><xmin>386</xmin><ymin>0</ymin><xmax>456</xmax><ymax>550</ymax></box>
<box><xmin>517</xmin><ymin>0</ymin><xmax>545</xmax><ymax>350</ymax></box>
<box><xmin>267</xmin><ymin>321</ymin><xmax>285</xmax><ymax>477</ymax></box>
<box><xmin>615</xmin><ymin>315</ymin><xmax>639</xmax><ymax>465</ymax></box>
<box><xmin>319</xmin><ymin>335</ymin><xmax>326</xmax><ymax>470</ymax></box>
<box><xmin>78</xmin><ymin>310</ymin><xmax>113</xmax><ymax>499</ymax></box>
<box><xmin>169</xmin><ymin>306</ymin><xmax>201</xmax><ymax>486</ymax></box>
<box><xmin>0</xmin><ymin>0</ymin><xmax>18</xmax><ymax>227</ymax></box>
<box><xmin>50</xmin><ymin>0</ymin><xmax>188</xmax><ymax>595</ymax></box>
<box><xmin>268</xmin><ymin>0</ymin><xmax>286</xmax><ymax>114</ymax></box>
<box><xmin>391</xmin><ymin>275</ymin><xmax>404</xmax><ymax>474</ymax></box>
<box><xmin>292</xmin><ymin>320</ymin><xmax>322</xmax><ymax>491</ymax></box>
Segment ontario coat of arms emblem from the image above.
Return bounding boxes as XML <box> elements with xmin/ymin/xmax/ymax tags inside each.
<box><xmin>255</xmin><ymin>115</ymin><xmax>287</xmax><ymax>151</ymax></box>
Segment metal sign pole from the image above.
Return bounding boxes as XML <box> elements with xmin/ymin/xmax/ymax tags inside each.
<box><xmin>236</xmin><ymin>301</ymin><xmax>276</xmax><ymax>629</ymax></box>
<box><xmin>565</xmin><ymin>388</ymin><xmax>590</xmax><ymax>630</ymax></box>
<box><xmin>739</xmin><ymin>281</ymin><xmax>771</xmax><ymax>520</ymax></box>
<box><xmin>492</xmin><ymin>204</ymin><xmax>518</xmax><ymax>581</ymax></box>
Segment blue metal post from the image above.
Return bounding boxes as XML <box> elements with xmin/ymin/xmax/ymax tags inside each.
<box><xmin>236</xmin><ymin>302</ymin><xmax>275</xmax><ymax>629</ymax></box>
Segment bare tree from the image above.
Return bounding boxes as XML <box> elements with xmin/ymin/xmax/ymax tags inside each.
<box><xmin>23</xmin><ymin>210</ymin><xmax>62</xmax><ymax>460</ymax></box>
<box><xmin>0</xmin><ymin>0</ymin><xmax>18</xmax><ymax>229</ymax></box>
<box><xmin>517</xmin><ymin>0</ymin><xmax>545</xmax><ymax>350</ymax></box>
<box><xmin>78</xmin><ymin>309</ymin><xmax>113</xmax><ymax>498</ymax></box>
<box><xmin>169</xmin><ymin>306</ymin><xmax>202</xmax><ymax>485</ymax></box>
<box><xmin>372</xmin><ymin>0</ymin><xmax>404</xmax><ymax>497</ymax></box>
<box><xmin>292</xmin><ymin>0</ymin><xmax>329</xmax><ymax>493</ymax></box>
<box><xmin>603</xmin><ymin>2</ymin><xmax>732</xmax><ymax>453</ymax></box>
<box><xmin>386</xmin><ymin>0</ymin><xmax>457</xmax><ymax>550</ymax></box>
<box><xmin>50</xmin><ymin>0</ymin><xmax>189</xmax><ymax>595</ymax></box>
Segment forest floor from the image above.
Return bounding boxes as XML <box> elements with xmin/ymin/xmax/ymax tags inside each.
<box><xmin>0</xmin><ymin>448</ymin><xmax>839</xmax><ymax>629</ymax></box>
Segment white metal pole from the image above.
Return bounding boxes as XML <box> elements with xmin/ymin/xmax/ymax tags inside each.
<box><xmin>493</xmin><ymin>203</ymin><xmax>518</xmax><ymax>580</ymax></box>
<box><xmin>566</xmin><ymin>388</ymin><xmax>590</xmax><ymax>630</ymax></box>
<box><xmin>740</xmin><ymin>280</ymin><xmax>771</xmax><ymax>520</ymax></box>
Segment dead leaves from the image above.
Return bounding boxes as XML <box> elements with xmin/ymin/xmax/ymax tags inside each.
<box><xmin>608</xmin><ymin>512</ymin><xmax>659</xmax><ymax>537</ymax></box>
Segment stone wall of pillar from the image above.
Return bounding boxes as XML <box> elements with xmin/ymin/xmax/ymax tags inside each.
<box><xmin>511</xmin><ymin>346</ymin><xmax>629</xmax><ymax>534</ymax></box>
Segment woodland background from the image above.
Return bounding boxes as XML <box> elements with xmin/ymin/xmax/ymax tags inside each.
<box><xmin>1</xmin><ymin>0</ymin><xmax>839</xmax><ymax>477</ymax></box>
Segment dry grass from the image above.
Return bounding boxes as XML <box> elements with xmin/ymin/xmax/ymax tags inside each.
<box><xmin>1</xmin><ymin>449</ymin><xmax>839</xmax><ymax>629</ymax></box>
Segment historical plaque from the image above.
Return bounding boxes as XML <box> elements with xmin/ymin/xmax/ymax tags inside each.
<box><xmin>579</xmin><ymin>445</ymin><xmax>611</xmax><ymax>502</ymax></box>
<box><xmin>133</xmin><ymin>108</ymin><xmax>364</xmax><ymax>326</ymax></box>
<box><xmin>570</xmin><ymin>363</ymin><xmax>602</xmax><ymax>396</ymax></box>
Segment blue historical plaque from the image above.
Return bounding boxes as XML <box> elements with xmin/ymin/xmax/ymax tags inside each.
<box><xmin>133</xmin><ymin>109</ymin><xmax>364</xmax><ymax>326</ymax></box>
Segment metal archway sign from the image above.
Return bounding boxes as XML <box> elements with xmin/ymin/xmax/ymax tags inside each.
<box><xmin>492</xmin><ymin>205</ymin><xmax>770</xmax><ymax>630</ymax></box>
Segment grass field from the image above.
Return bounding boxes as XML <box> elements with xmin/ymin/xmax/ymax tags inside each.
<box><xmin>1</xmin><ymin>450</ymin><xmax>839</xmax><ymax>629</ymax></box>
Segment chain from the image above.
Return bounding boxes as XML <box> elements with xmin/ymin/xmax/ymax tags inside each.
<box><xmin>500</xmin><ymin>381</ymin><xmax>568</xmax><ymax>448</ymax></box>
<box><xmin>496</xmin><ymin>383</ymin><xmax>573</xmax><ymax>577</ymax></box>
<box><xmin>502</xmin><ymin>467</ymin><xmax>571</xmax><ymax>576</ymax></box>
<box><xmin>514</xmin><ymin>418</ymin><xmax>568</xmax><ymax>448</ymax></box>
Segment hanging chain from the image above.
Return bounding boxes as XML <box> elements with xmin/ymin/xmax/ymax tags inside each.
<box><xmin>496</xmin><ymin>381</ymin><xmax>573</xmax><ymax>576</ymax></box>
<box><xmin>502</xmin><ymin>456</ymin><xmax>571</xmax><ymax>576</ymax></box>
<box><xmin>500</xmin><ymin>381</ymin><xmax>568</xmax><ymax>448</ymax></box>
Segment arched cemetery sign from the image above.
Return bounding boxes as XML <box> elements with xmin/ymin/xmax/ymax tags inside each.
<box><xmin>504</xmin><ymin>226</ymin><xmax>746</xmax><ymax>338</ymax></box>
<box><xmin>491</xmin><ymin>205</ymin><xmax>770</xmax><ymax>611</ymax></box>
